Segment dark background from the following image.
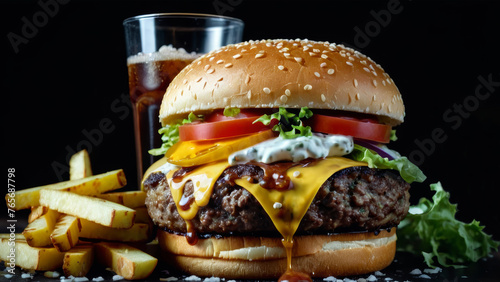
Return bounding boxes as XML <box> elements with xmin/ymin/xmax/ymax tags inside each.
<box><xmin>3</xmin><ymin>0</ymin><xmax>499</xmax><ymax>246</ymax></box>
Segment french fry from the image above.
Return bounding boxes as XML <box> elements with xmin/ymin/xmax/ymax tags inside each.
<box><xmin>50</xmin><ymin>214</ymin><xmax>81</xmax><ymax>252</ymax></box>
<box><xmin>23</xmin><ymin>209</ymin><xmax>59</xmax><ymax>247</ymax></box>
<box><xmin>0</xmin><ymin>238</ymin><xmax>64</xmax><ymax>271</ymax></box>
<box><xmin>28</xmin><ymin>205</ymin><xmax>49</xmax><ymax>223</ymax></box>
<box><xmin>95</xmin><ymin>242</ymin><xmax>158</xmax><ymax>280</ymax></box>
<box><xmin>79</xmin><ymin>219</ymin><xmax>150</xmax><ymax>242</ymax></box>
<box><xmin>8</xmin><ymin>169</ymin><xmax>127</xmax><ymax>210</ymax></box>
<box><xmin>63</xmin><ymin>244</ymin><xmax>94</xmax><ymax>277</ymax></box>
<box><xmin>96</xmin><ymin>191</ymin><xmax>147</xmax><ymax>208</ymax></box>
<box><xmin>39</xmin><ymin>189</ymin><xmax>136</xmax><ymax>228</ymax></box>
<box><xmin>69</xmin><ymin>149</ymin><xmax>93</xmax><ymax>180</ymax></box>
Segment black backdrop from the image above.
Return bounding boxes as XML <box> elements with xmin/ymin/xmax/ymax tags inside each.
<box><xmin>3</xmin><ymin>0</ymin><xmax>500</xmax><ymax>241</ymax></box>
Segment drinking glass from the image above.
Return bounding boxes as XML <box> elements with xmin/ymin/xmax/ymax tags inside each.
<box><xmin>123</xmin><ymin>13</ymin><xmax>244</xmax><ymax>184</ymax></box>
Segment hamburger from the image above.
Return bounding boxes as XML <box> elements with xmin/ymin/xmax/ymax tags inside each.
<box><xmin>142</xmin><ymin>39</ymin><xmax>426</xmax><ymax>279</ymax></box>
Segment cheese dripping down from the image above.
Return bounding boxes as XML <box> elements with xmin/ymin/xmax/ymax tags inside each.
<box><xmin>167</xmin><ymin>157</ymin><xmax>366</xmax><ymax>246</ymax></box>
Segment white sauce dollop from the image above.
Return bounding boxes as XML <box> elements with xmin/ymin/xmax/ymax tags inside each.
<box><xmin>228</xmin><ymin>134</ymin><xmax>353</xmax><ymax>165</ymax></box>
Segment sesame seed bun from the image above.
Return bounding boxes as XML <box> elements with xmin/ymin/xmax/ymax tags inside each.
<box><xmin>159</xmin><ymin>39</ymin><xmax>404</xmax><ymax>126</ymax></box>
<box><xmin>158</xmin><ymin>228</ymin><xmax>397</xmax><ymax>279</ymax></box>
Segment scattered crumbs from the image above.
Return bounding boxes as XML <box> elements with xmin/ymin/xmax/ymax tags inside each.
<box><xmin>203</xmin><ymin>277</ymin><xmax>221</xmax><ymax>282</ymax></box>
<box><xmin>74</xmin><ymin>277</ymin><xmax>90</xmax><ymax>281</ymax></box>
<box><xmin>418</xmin><ymin>274</ymin><xmax>431</xmax><ymax>279</ymax></box>
<box><xmin>384</xmin><ymin>278</ymin><xmax>393</xmax><ymax>281</ymax></box>
<box><xmin>423</xmin><ymin>267</ymin><xmax>442</xmax><ymax>274</ymax></box>
<box><xmin>409</xmin><ymin>268</ymin><xmax>422</xmax><ymax>275</ymax></box>
<box><xmin>366</xmin><ymin>274</ymin><xmax>377</xmax><ymax>281</ymax></box>
<box><xmin>273</xmin><ymin>202</ymin><xmax>283</xmax><ymax>209</ymax></box>
<box><xmin>323</xmin><ymin>276</ymin><xmax>337</xmax><ymax>281</ymax></box>
<box><xmin>374</xmin><ymin>270</ymin><xmax>385</xmax><ymax>276</ymax></box>
<box><xmin>61</xmin><ymin>279</ymin><xmax>74</xmax><ymax>282</ymax></box>
<box><xmin>461</xmin><ymin>276</ymin><xmax>468</xmax><ymax>279</ymax></box>
<box><xmin>185</xmin><ymin>275</ymin><xmax>202</xmax><ymax>281</ymax></box>
<box><xmin>112</xmin><ymin>274</ymin><xmax>125</xmax><ymax>281</ymax></box>
<box><xmin>160</xmin><ymin>277</ymin><xmax>179</xmax><ymax>281</ymax></box>
<box><xmin>44</xmin><ymin>271</ymin><xmax>60</xmax><ymax>278</ymax></box>
<box><xmin>92</xmin><ymin>277</ymin><xmax>105</xmax><ymax>281</ymax></box>
<box><xmin>21</xmin><ymin>273</ymin><xmax>32</xmax><ymax>279</ymax></box>
<box><xmin>3</xmin><ymin>274</ymin><xmax>13</xmax><ymax>279</ymax></box>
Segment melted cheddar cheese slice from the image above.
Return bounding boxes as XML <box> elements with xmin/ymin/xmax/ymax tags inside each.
<box><xmin>167</xmin><ymin>160</ymin><xmax>229</xmax><ymax>220</ymax></box>
<box><xmin>235</xmin><ymin>157</ymin><xmax>367</xmax><ymax>241</ymax></box>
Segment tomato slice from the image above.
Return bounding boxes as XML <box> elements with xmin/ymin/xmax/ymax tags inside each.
<box><xmin>307</xmin><ymin>114</ymin><xmax>391</xmax><ymax>143</ymax></box>
<box><xmin>179</xmin><ymin>109</ymin><xmax>276</xmax><ymax>141</ymax></box>
<box><xmin>167</xmin><ymin>130</ymin><xmax>275</xmax><ymax>166</ymax></box>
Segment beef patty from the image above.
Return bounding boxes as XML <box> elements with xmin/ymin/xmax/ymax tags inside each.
<box><xmin>144</xmin><ymin>164</ymin><xmax>410</xmax><ymax>236</ymax></box>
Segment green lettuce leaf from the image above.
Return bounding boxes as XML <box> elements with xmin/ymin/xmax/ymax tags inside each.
<box><xmin>253</xmin><ymin>107</ymin><xmax>313</xmax><ymax>139</ymax></box>
<box><xmin>349</xmin><ymin>144</ymin><xmax>426</xmax><ymax>183</ymax></box>
<box><xmin>148</xmin><ymin>112</ymin><xmax>203</xmax><ymax>156</ymax></box>
<box><xmin>397</xmin><ymin>182</ymin><xmax>500</xmax><ymax>268</ymax></box>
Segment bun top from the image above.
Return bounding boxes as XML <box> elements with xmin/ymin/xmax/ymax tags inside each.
<box><xmin>159</xmin><ymin>39</ymin><xmax>404</xmax><ymax>126</ymax></box>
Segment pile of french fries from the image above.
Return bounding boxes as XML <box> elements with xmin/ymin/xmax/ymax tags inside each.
<box><xmin>0</xmin><ymin>150</ymin><xmax>158</xmax><ymax>280</ymax></box>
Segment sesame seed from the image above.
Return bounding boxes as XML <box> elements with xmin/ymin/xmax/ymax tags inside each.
<box><xmin>284</xmin><ymin>53</ymin><xmax>291</xmax><ymax>58</ymax></box>
<box><xmin>363</xmin><ymin>67</ymin><xmax>370</xmax><ymax>73</ymax></box>
<box><xmin>280</xmin><ymin>95</ymin><xmax>288</xmax><ymax>103</ymax></box>
<box><xmin>304</xmin><ymin>84</ymin><xmax>312</xmax><ymax>91</ymax></box>
<box><xmin>313</xmin><ymin>48</ymin><xmax>320</xmax><ymax>53</ymax></box>
<box><xmin>263</xmin><ymin>87</ymin><xmax>271</xmax><ymax>94</ymax></box>
<box><xmin>247</xmin><ymin>90</ymin><xmax>252</xmax><ymax>99</ymax></box>
<box><xmin>372</xmin><ymin>79</ymin><xmax>378</xmax><ymax>87</ymax></box>
<box><xmin>196</xmin><ymin>77</ymin><xmax>203</xmax><ymax>82</ymax></box>
<box><xmin>320</xmin><ymin>62</ymin><xmax>327</xmax><ymax>68</ymax></box>
<box><xmin>309</xmin><ymin>52</ymin><xmax>318</xmax><ymax>57</ymax></box>
<box><xmin>373</xmin><ymin>95</ymin><xmax>377</xmax><ymax>101</ymax></box>
<box><xmin>245</xmin><ymin>75</ymin><xmax>251</xmax><ymax>84</ymax></box>
<box><xmin>327</xmin><ymin>69</ymin><xmax>335</xmax><ymax>75</ymax></box>
<box><xmin>293</xmin><ymin>171</ymin><xmax>301</xmax><ymax>178</ymax></box>
<box><xmin>183</xmin><ymin>79</ymin><xmax>188</xmax><ymax>85</ymax></box>
<box><xmin>224</xmin><ymin>63</ymin><xmax>233</xmax><ymax>68</ymax></box>
<box><xmin>204</xmin><ymin>64</ymin><xmax>211</xmax><ymax>71</ymax></box>
<box><xmin>207</xmin><ymin>68</ymin><xmax>215</xmax><ymax>74</ymax></box>
<box><xmin>321</xmin><ymin>94</ymin><xmax>326</xmax><ymax>102</ymax></box>
<box><xmin>382</xmin><ymin>80</ymin><xmax>386</xmax><ymax>86</ymax></box>
<box><xmin>233</xmin><ymin>54</ymin><xmax>242</xmax><ymax>59</ymax></box>
<box><xmin>355</xmin><ymin>93</ymin><xmax>360</xmax><ymax>100</ymax></box>
<box><xmin>278</xmin><ymin>65</ymin><xmax>285</xmax><ymax>70</ymax></box>
<box><xmin>348</xmin><ymin>56</ymin><xmax>355</xmax><ymax>61</ymax></box>
<box><xmin>321</xmin><ymin>54</ymin><xmax>328</xmax><ymax>59</ymax></box>
<box><xmin>216</xmin><ymin>60</ymin><xmax>224</xmax><ymax>64</ymax></box>
<box><xmin>255</xmin><ymin>53</ymin><xmax>265</xmax><ymax>59</ymax></box>
<box><xmin>346</xmin><ymin>61</ymin><xmax>353</xmax><ymax>66</ymax></box>
<box><xmin>285</xmin><ymin>89</ymin><xmax>291</xmax><ymax>96</ymax></box>
<box><xmin>314</xmin><ymin>72</ymin><xmax>321</xmax><ymax>78</ymax></box>
<box><xmin>353</xmin><ymin>79</ymin><xmax>358</xmax><ymax>88</ymax></box>
<box><xmin>294</xmin><ymin>57</ymin><xmax>303</xmax><ymax>63</ymax></box>
<box><xmin>360</xmin><ymin>60</ymin><xmax>367</xmax><ymax>65</ymax></box>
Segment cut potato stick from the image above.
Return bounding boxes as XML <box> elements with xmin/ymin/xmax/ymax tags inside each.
<box><xmin>63</xmin><ymin>244</ymin><xmax>94</xmax><ymax>277</ymax></box>
<box><xmin>23</xmin><ymin>209</ymin><xmax>59</xmax><ymax>247</ymax></box>
<box><xmin>79</xmin><ymin>219</ymin><xmax>150</xmax><ymax>242</ymax></box>
<box><xmin>95</xmin><ymin>242</ymin><xmax>157</xmax><ymax>280</ymax></box>
<box><xmin>96</xmin><ymin>191</ymin><xmax>147</xmax><ymax>208</ymax></box>
<box><xmin>39</xmin><ymin>189</ymin><xmax>136</xmax><ymax>228</ymax></box>
<box><xmin>28</xmin><ymin>205</ymin><xmax>49</xmax><ymax>223</ymax></box>
<box><xmin>0</xmin><ymin>238</ymin><xmax>64</xmax><ymax>271</ymax></box>
<box><xmin>50</xmin><ymin>214</ymin><xmax>81</xmax><ymax>252</ymax></box>
<box><xmin>69</xmin><ymin>149</ymin><xmax>93</xmax><ymax>180</ymax></box>
<box><xmin>8</xmin><ymin>169</ymin><xmax>126</xmax><ymax>210</ymax></box>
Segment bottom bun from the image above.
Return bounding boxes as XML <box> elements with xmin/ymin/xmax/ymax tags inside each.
<box><xmin>158</xmin><ymin>228</ymin><xmax>397</xmax><ymax>279</ymax></box>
